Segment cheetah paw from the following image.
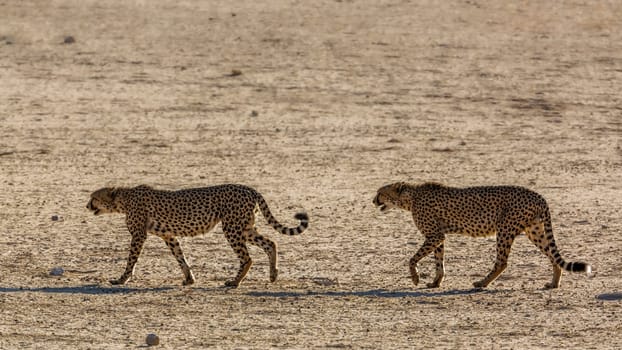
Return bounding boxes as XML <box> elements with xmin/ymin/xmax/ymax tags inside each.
<box><xmin>224</xmin><ymin>280</ymin><xmax>240</xmax><ymax>288</ymax></box>
<box><xmin>411</xmin><ymin>274</ymin><xmax>419</xmax><ymax>286</ymax></box>
<box><xmin>270</xmin><ymin>269</ymin><xmax>278</xmax><ymax>283</ymax></box>
<box><xmin>472</xmin><ymin>281</ymin><xmax>487</xmax><ymax>289</ymax></box>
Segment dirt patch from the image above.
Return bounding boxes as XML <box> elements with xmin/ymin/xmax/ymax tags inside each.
<box><xmin>1</xmin><ymin>0</ymin><xmax>621</xmax><ymax>349</ymax></box>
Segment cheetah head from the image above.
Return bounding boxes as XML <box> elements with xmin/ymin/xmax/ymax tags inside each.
<box><xmin>87</xmin><ymin>187</ymin><xmax>120</xmax><ymax>215</ymax></box>
<box><xmin>373</xmin><ymin>182</ymin><xmax>407</xmax><ymax>212</ymax></box>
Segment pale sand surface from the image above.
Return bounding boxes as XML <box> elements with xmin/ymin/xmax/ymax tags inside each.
<box><xmin>0</xmin><ymin>0</ymin><xmax>621</xmax><ymax>349</ymax></box>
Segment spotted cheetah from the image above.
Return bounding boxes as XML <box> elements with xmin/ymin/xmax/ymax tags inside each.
<box><xmin>86</xmin><ymin>184</ymin><xmax>309</xmax><ymax>287</ymax></box>
<box><xmin>373</xmin><ymin>182</ymin><xmax>591</xmax><ymax>289</ymax></box>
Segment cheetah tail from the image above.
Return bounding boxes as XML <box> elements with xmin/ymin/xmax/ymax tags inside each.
<box><xmin>560</xmin><ymin>261</ymin><xmax>593</xmax><ymax>276</ymax></box>
<box><xmin>258</xmin><ymin>198</ymin><xmax>309</xmax><ymax>235</ymax></box>
<box><xmin>540</xmin><ymin>210</ymin><xmax>592</xmax><ymax>277</ymax></box>
<box><xmin>550</xmin><ymin>241</ymin><xmax>592</xmax><ymax>276</ymax></box>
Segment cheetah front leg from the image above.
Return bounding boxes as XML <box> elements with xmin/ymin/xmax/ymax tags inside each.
<box><xmin>224</xmin><ymin>230</ymin><xmax>253</xmax><ymax>288</ymax></box>
<box><xmin>428</xmin><ymin>243</ymin><xmax>445</xmax><ymax>288</ymax></box>
<box><xmin>409</xmin><ymin>235</ymin><xmax>444</xmax><ymax>287</ymax></box>
<box><xmin>111</xmin><ymin>231</ymin><xmax>147</xmax><ymax>285</ymax></box>
<box><xmin>161</xmin><ymin>236</ymin><xmax>195</xmax><ymax>286</ymax></box>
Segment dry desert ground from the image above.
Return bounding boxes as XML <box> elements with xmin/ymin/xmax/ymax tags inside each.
<box><xmin>0</xmin><ymin>0</ymin><xmax>621</xmax><ymax>349</ymax></box>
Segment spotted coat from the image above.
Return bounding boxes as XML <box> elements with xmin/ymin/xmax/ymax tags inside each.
<box><xmin>373</xmin><ymin>182</ymin><xmax>591</xmax><ymax>289</ymax></box>
<box><xmin>87</xmin><ymin>184</ymin><xmax>309</xmax><ymax>287</ymax></box>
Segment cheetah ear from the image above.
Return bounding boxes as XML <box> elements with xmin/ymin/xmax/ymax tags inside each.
<box><xmin>107</xmin><ymin>187</ymin><xmax>119</xmax><ymax>202</ymax></box>
<box><xmin>394</xmin><ymin>182</ymin><xmax>406</xmax><ymax>195</ymax></box>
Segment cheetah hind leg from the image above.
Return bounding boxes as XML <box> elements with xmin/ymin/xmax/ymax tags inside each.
<box><xmin>224</xmin><ymin>230</ymin><xmax>253</xmax><ymax>288</ymax></box>
<box><xmin>524</xmin><ymin>220</ymin><xmax>564</xmax><ymax>289</ymax></box>
<box><xmin>473</xmin><ymin>231</ymin><xmax>517</xmax><ymax>288</ymax></box>
<box><xmin>546</xmin><ymin>265</ymin><xmax>563</xmax><ymax>289</ymax></box>
<box><xmin>247</xmin><ymin>228</ymin><xmax>279</xmax><ymax>283</ymax></box>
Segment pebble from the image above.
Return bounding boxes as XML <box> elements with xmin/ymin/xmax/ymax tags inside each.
<box><xmin>146</xmin><ymin>333</ymin><xmax>159</xmax><ymax>346</ymax></box>
<box><xmin>50</xmin><ymin>267</ymin><xmax>65</xmax><ymax>276</ymax></box>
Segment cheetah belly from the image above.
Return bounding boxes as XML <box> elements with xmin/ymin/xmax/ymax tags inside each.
<box><xmin>146</xmin><ymin>217</ymin><xmax>219</xmax><ymax>237</ymax></box>
<box><xmin>440</xmin><ymin>216</ymin><xmax>497</xmax><ymax>238</ymax></box>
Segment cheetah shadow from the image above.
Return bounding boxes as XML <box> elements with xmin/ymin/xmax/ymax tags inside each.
<box><xmin>596</xmin><ymin>292</ymin><xmax>622</xmax><ymax>301</ymax></box>
<box><xmin>0</xmin><ymin>285</ymin><xmax>174</xmax><ymax>295</ymax></box>
<box><xmin>246</xmin><ymin>288</ymin><xmax>499</xmax><ymax>299</ymax></box>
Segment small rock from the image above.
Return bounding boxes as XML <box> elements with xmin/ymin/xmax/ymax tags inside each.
<box><xmin>146</xmin><ymin>333</ymin><xmax>160</xmax><ymax>346</ymax></box>
<box><xmin>250</xmin><ymin>110</ymin><xmax>259</xmax><ymax>117</ymax></box>
<box><xmin>50</xmin><ymin>267</ymin><xmax>65</xmax><ymax>276</ymax></box>
<box><xmin>229</xmin><ymin>69</ymin><xmax>242</xmax><ymax>77</ymax></box>
<box><xmin>51</xmin><ymin>215</ymin><xmax>60</xmax><ymax>221</ymax></box>
<box><xmin>63</xmin><ymin>36</ymin><xmax>75</xmax><ymax>44</ymax></box>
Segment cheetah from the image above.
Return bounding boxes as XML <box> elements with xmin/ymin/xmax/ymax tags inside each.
<box><xmin>86</xmin><ymin>184</ymin><xmax>309</xmax><ymax>287</ymax></box>
<box><xmin>373</xmin><ymin>182</ymin><xmax>591</xmax><ymax>289</ymax></box>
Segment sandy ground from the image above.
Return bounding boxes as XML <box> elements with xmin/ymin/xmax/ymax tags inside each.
<box><xmin>1</xmin><ymin>0</ymin><xmax>621</xmax><ymax>349</ymax></box>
